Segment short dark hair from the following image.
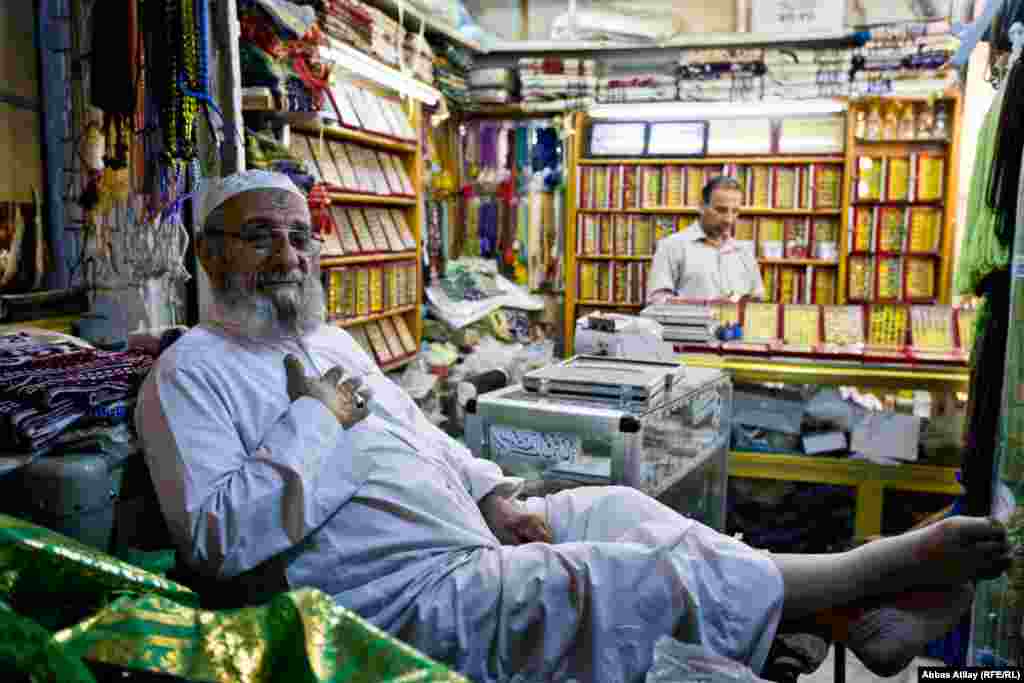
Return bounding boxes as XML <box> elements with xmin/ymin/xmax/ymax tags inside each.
<box><xmin>702</xmin><ymin>176</ymin><xmax>743</xmax><ymax>205</ymax></box>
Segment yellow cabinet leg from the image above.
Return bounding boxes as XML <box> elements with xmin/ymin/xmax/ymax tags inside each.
<box><xmin>855</xmin><ymin>482</ymin><xmax>885</xmax><ymax>539</ymax></box>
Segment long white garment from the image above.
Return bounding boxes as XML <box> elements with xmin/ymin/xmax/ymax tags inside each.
<box><xmin>136</xmin><ymin>322</ymin><xmax>783</xmax><ymax>682</ymax></box>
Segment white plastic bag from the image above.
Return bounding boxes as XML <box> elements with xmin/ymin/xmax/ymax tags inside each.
<box><xmin>646</xmin><ymin>637</ymin><xmax>771</xmax><ymax>683</ymax></box>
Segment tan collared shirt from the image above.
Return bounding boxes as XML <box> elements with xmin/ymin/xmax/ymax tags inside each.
<box><xmin>647</xmin><ymin>221</ymin><xmax>765</xmax><ymax>303</ymax></box>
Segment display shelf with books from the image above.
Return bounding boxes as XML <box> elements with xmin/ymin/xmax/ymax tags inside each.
<box><xmin>842</xmin><ymin>95</ymin><xmax>961</xmax><ymax>305</ymax></box>
<box><xmin>564</xmin><ymin>98</ymin><xmax>962</xmax><ymax>353</ymax></box>
<box><xmin>293</xmin><ymin>86</ymin><xmax>424</xmax><ymax>373</ymax></box>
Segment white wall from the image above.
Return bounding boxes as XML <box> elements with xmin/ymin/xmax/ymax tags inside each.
<box><xmin>952</xmin><ymin>43</ymin><xmax>997</xmax><ymax>302</ymax></box>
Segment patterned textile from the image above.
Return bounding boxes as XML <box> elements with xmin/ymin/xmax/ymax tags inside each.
<box><xmin>0</xmin><ymin>513</ymin><xmax>468</xmax><ymax>682</ymax></box>
<box><xmin>0</xmin><ymin>334</ymin><xmax>153</xmax><ymax>453</ymax></box>
<box><xmin>57</xmin><ymin>590</ymin><xmax>469</xmax><ymax>682</ymax></box>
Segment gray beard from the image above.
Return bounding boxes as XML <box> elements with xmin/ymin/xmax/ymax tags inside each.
<box><xmin>212</xmin><ymin>272</ymin><xmax>325</xmax><ymax>339</ymax></box>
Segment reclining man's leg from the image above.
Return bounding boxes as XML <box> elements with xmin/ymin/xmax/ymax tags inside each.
<box><xmin>519</xmin><ymin>487</ymin><xmax>1011</xmax><ymax>679</ymax></box>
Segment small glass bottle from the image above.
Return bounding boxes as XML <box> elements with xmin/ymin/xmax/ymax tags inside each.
<box><xmin>866</xmin><ymin>104</ymin><xmax>883</xmax><ymax>140</ymax></box>
<box><xmin>898</xmin><ymin>103</ymin><xmax>916</xmax><ymax>140</ymax></box>
<box><xmin>916</xmin><ymin>102</ymin><xmax>936</xmax><ymax>140</ymax></box>
<box><xmin>882</xmin><ymin>103</ymin><xmax>899</xmax><ymax>140</ymax></box>
<box><xmin>854</xmin><ymin>107</ymin><xmax>868</xmax><ymax>139</ymax></box>
<box><xmin>933</xmin><ymin>102</ymin><xmax>949</xmax><ymax>140</ymax></box>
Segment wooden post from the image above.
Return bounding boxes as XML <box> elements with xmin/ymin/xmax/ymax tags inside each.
<box><xmin>564</xmin><ymin>111</ymin><xmax>584</xmax><ymax>356</ymax></box>
<box><xmin>839</xmin><ymin>99</ymin><xmax>856</xmax><ymax>304</ymax></box>
<box><xmin>214</xmin><ymin>0</ymin><xmax>245</xmax><ymax>175</ymax></box>
<box><xmin>939</xmin><ymin>92</ymin><xmax>963</xmax><ymax>304</ymax></box>
<box><xmin>412</xmin><ymin>101</ymin><xmax>425</xmax><ymax>345</ymax></box>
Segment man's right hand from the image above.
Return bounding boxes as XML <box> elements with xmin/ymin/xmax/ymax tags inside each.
<box><xmin>284</xmin><ymin>355</ymin><xmax>371</xmax><ymax>429</ymax></box>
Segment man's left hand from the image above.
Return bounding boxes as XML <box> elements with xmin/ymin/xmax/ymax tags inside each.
<box><xmin>479</xmin><ymin>493</ymin><xmax>552</xmax><ymax>545</ymax></box>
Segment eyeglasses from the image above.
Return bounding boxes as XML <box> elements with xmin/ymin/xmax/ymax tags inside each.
<box><xmin>207</xmin><ymin>225</ymin><xmax>323</xmax><ymax>256</ymax></box>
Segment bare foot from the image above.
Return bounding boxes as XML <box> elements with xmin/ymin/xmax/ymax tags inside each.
<box><xmin>850</xmin><ymin>516</ymin><xmax>1012</xmax><ymax>597</ymax></box>
<box><xmin>845</xmin><ymin>584</ymin><xmax>975</xmax><ymax>677</ymax></box>
<box><xmin>908</xmin><ymin>516</ymin><xmax>1011</xmax><ymax>585</ymax></box>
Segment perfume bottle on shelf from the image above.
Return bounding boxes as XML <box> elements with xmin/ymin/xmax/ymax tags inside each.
<box><xmin>855</xmin><ymin>107</ymin><xmax>868</xmax><ymax>139</ymax></box>
<box><xmin>934</xmin><ymin>102</ymin><xmax>949</xmax><ymax>140</ymax></box>
<box><xmin>898</xmin><ymin>103</ymin><xmax>916</xmax><ymax>140</ymax></box>
<box><xmin>866</xmin><ymin>104</ymin><xmax>883</xmax><ymax>140</ymax></box>
<box><xmin>916</xmin><ymin>102</ymin><xmax>936</xmax><ymax>140</ymax></box>
<box><xmin>882</xmin><ymin>104</ymin><xmax>899</xmax><ymax>140</ymax></box>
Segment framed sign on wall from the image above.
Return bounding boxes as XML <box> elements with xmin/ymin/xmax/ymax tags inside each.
<box><xmin>585</xmin><ymin>120</ymin><xmax>708</xmax><ymax>159</ymax></box>
<box><xmin>751</xmin><ymin>0</ymin><xmax>846</xmax><ymax>35</ymax></box>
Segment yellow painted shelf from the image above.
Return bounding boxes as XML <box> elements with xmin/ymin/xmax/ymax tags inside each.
<box><xmin>579</xmin><ymin>156</ymin><xmax>844</xmax><ymax>166</ymax></box>
<box><xmin>330</xmin><ymin>193</ymin><xmax>417</xmax><ymax>207</ymax></box>
<box><xmin>728</xmin><ymin>450</ymin><xmax>962</xmax><ymax>539</ymax></box>
<box><xmin>576</xmin><ymin>254</ymin><xmax>652</xmax><ymax>261</ymax></box>
<box><xmin>321</xmin><ymin>251</ymin><xmax>416</xmax><ymax>267</ymax></box>
<box><xmin>854</xmin><ymin>138</ymin><xmax>949</xmax><ymax>145</ymax></box>
<box><xmin>330</xmin><ymin>305</ymin><xmax>416</xmax><ymax>329</ymax></box>
<box><xmin>759</xmin><ymin>258</ymin><xmax>840</xmax><ymax>267</ymax></box>
<box><xmin>681</xmin><ymin>353</ymin><xmax>969</xmax><ymax>393</ymax></box>
<box><xmin>577</xmin><ymin>207</ymin><xmax>841</xmax><ymax>216</ymax></box>
<box><xmin>576</xmin><ymin>300</ymin><xmax>645</xmax><ymax>308</ymax></box>
<box><xmin>290</xmin><ymin>120</ymin><xmax>417</xmax><ymax>154</ymax></box>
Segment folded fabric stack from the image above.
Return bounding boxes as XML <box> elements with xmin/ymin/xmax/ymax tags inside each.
<box><xmin>316</xmin><ymin>0</ymin><xmax>375</xmax><ymax>56</ymax></box>
<box><xmin>677</xmin><ymin>48</ymin><xmax>765</xmax><ymax>102</ymax></box>
<box><xmin>469</xmin><ymin>67</ymin><xmax>516</xmax><ymax>105</ymax></box>
<box><xmin>597</xmin><ymin>73</ymin><xmax>677</xmax><ymax>103</ymax></box>
<box><xmin>518</xmin><ymin>58</ymin><xmax>597</xmax><ymax>106</ymax></box>
<box><xmin>403</xmin><ymin>32</ymin><xmax>436</xmax><ymax>84</ymax></box>
<box><xmin>850</xmin><ymin>29</ymin><xmax>958</xmax><ymax>98</ymax></box>
<box><xmin>435</xmin><ymin>53</ymin><xmax>470</xmax><ymax>108</ymax></box>
<box><xmin>0</xmin><ymin>333</ymin><xmax>153</xmax><ymax>458</ymax></box>
<box><xmin>359</xmin><ymin>2</ymin><xmax>406</xmax><ymax>69</ymax></box>
<box><xmin>762</xmin><ymin>48</ymin><xmax>852</xmax><ymax>101</ymax></box>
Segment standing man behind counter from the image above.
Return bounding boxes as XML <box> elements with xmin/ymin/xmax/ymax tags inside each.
<box><xmin>647</xmin><ymin>176</ymin><xmax>766</xmax><ymax>304</ymax></box>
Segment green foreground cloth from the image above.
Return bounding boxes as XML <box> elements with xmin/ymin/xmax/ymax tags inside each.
<box><xmin>0</xmin><ymin>513</ymin><xmax>468</xmax><ymax>682</ymax></box>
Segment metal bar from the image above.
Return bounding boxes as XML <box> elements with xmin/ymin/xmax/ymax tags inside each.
<box><xmin>36</xmin><ymin>0</ymin><xmax>71</xmax><ymax>289</ymax></box>
<box><xmin>0</xmin><ymin>91</ymin><xmax>39</xmax><ymax>111</ymax></box>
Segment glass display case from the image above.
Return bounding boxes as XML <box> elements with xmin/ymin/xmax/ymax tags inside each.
<box><xmin>465</xmin><ymin>357</ymin><xmax>730</xmax><ymax>531</ymax></box>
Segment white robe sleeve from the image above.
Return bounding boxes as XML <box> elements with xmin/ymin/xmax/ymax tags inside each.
<box><xmin>137</xmin><ymin>364</ymin><xmax>352</xmax><ymax>579</ymax></box>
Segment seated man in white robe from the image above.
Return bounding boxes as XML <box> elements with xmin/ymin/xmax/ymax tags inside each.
<box><xmin>136</xmin><ymin>170</ymin><xmax>1011</xmax><ymax>683</ymax></box>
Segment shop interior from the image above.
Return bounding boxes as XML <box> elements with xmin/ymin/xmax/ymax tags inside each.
<box><xmin>0</xmin><ymin>0</ymin><xmax>1022</xmax><ymax>680</ymax></box>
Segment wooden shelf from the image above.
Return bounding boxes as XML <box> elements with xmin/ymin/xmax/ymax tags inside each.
<box><xmin>576</xmin><ymin>254</ymin><xmax>652</xmax><ymax>261</ymax></box>
<box><xmin>728</xmin><ymin>450</ymin><xmax>961</xmax><ymax>539</ymax></box>
<box><xmin>579</xmin><ymin>156</ymin><xmax>844</xmax><ymax>166</ymax></box>
<box><xmin>382</xmin><ymin>354</ymin><xmax>417</xmax><ymax>373</ymax></box>
<box><xmin>577</xmin><ymin>207</ymin><xmax>841</xmax><ymax>216</ymax></box>
<box><xmin>289</xmin><ymin>119</ymin><xmax>417</xmax><ymax>154</ymax></box>
<box><xmin>330</xmin><ymin>305</ymin><xmax>416</xmax><ymax>329</ymax></box>
<box><xmin>759</xmin><ymin>258</ymin><xmax>840</xmax><ymax>267</ymax></box>
<box><xmin>320</xmin><ymin>251</ymin><xmax>417</xmax><ymax>267</ymax></box>
<box><xmin>487</xmin><ymin>29</ymin><xmax>859</xmax><ymax>54</ymax></box>
<box><xmin>463</xmin><ymin>104</ymin><xmax>563</xmax><ymax>118</ymax></box>
<box><xmin>851</xmin><ymin>200</ymin><xmax>943</xmax><ymax>207</ymax></box>
<box><xmin>576</xmin><ymin>301</ymin><xmax>645</xmax><ymax>308</ymax></box>
<box><xmin>854</xmin><ymin>138</ymin><xmax>949</xmax><ymax>146</ymax></box>
<box><xmin>330</xmin><ymin>193</ymin><xmax>417</xmax><ymax>207</ymax></box>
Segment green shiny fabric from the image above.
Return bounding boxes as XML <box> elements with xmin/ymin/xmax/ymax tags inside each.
<box><xmin>57</xmin><ymin>589</ymin><xmax>468</xmax><ymax>683</ymax></box>
<box><xmin>0</xmin><ymin>513</ymin><xmax>468</xmax><ymax>682</ymax></box>
<box><xmin>955</xmin><ymin>91</ymin><xmax>1011</xmax><ymax>297</ymax></box>
<box><xmin>0</xmin><ymin>513</ymin><xmax>197</xmax><ymax>631</ymax></box>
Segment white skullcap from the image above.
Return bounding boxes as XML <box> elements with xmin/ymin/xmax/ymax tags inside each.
<box><xmin>198</xmin><ymin>170</ymin><xmax>306</xmax><ymax>229</ymax></box>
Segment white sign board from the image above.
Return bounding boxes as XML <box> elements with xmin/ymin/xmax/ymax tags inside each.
<box><xmin>752</xmin><ymin>0</ymin><xmax>845</xmax><ymax>34</ymax></box>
